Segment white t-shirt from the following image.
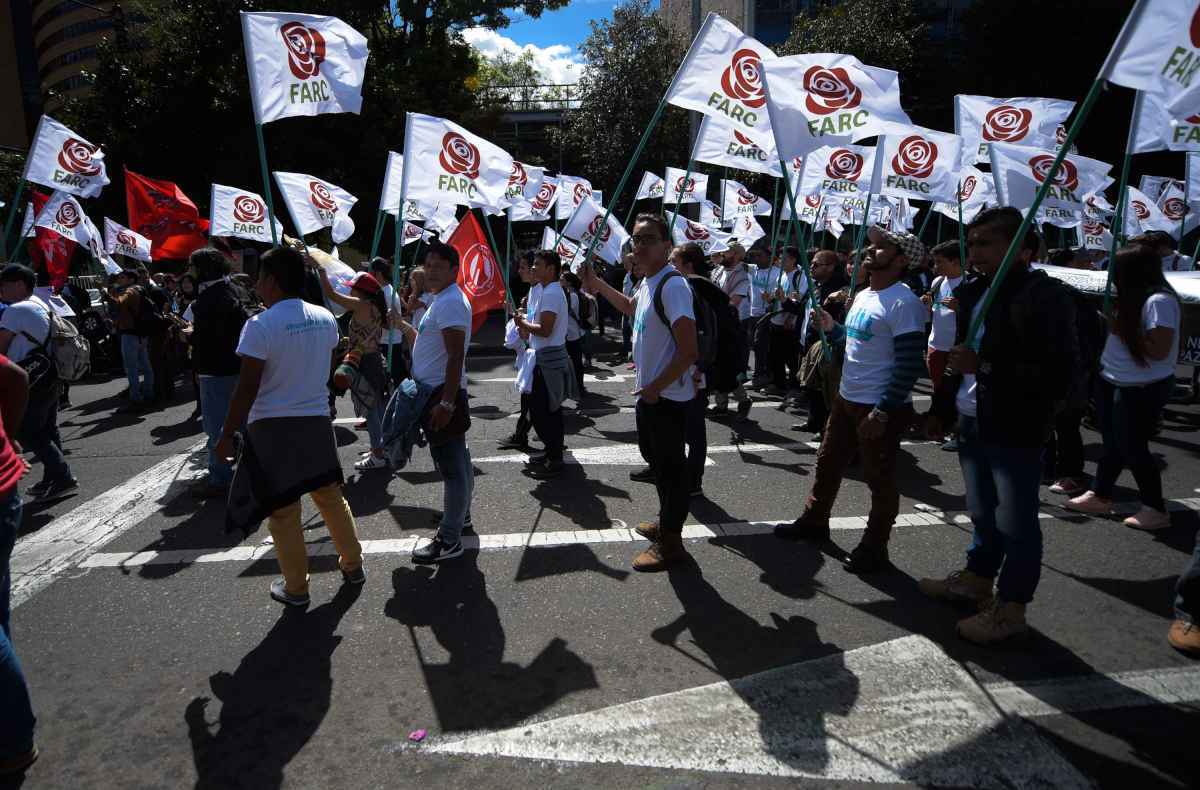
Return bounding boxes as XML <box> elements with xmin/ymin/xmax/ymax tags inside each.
<box><xmin>411</xmin><ymin>284</ymin><xmax>472</xmax><ymax>388</ymax></box>
<box><xmin>0</xmin><ymin>295</ymin><xmax>52</xmax><ymax>364</ymax></box>
<box><xmin>565</xmin><ymin>290</ymin><xmax>583</xmax><ymax>342</ymax></box>
<box><xmin>839</xmin><ymin>282</ymin><xmax>926</xmax><ymax>405</ymax></box>
<box><xmin>530</xmin><ymin>281</ymin><xmax>568</xmax><ymax>350</ymax></box>
<box><xmin>749</xmin><ymin>264</ymin><xmax>780</xmax><ymax>317</ymax></box>
<box><xmin>770</xmin><ymin>269</ymin><xmax>807</xmax><ymax>326</ymax></box>
<box><xmin>236</xmin><ymin>298</ymin><xmax>339</xmax><ymax>424</ymax></box>
<box><xmin>712</xmin><ymin>265</ymin><xmax>751</xmax><ymax>321</ymax></box>
<box><xmin>633</xmin><ymin>266</ymin><xmax>697</xmax><ymax>402</ymax></box>
<box><xmin>1100</xmin><ymin>292</ymin><xmax>1180</xmax><ymax>386</ymax></box>
<box><xmin>412</xmin><ymin>291</ymin><xmax>434</xmax><ymax>328</ymax></box>
<box><xmin>927</xmin><ymin>275</ymin><xmax>963</xmax><ymax>352</ymax></box>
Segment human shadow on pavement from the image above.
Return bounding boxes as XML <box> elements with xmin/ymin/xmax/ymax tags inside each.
<box><xmin>514</xmin><ymin>542</ymin><xmax>631</xmax><ymax>583</ymax></box>
<box><xmin>384</xmin><ymin>555</ymin><xmax>598</xmax><ymax>732</ymax></box>
<box><xmin>184</xmin><ymin>583</ymin><xmax>362</xmax><ymax>790</ymax></box>
<box><xmin>528</xmin><ymin>475</ymin><xmax>629</xmax><ymax>531</ymax></box>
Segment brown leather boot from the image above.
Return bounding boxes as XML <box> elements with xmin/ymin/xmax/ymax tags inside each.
<box><xmin>632</xmin><ymin>532</ymin><xmax>687</xmax><ymax>572</ymax></box>
<box><xmin>634</xmin><ymin>521</ymin><xmax>660</xmax><ymax>541</ymax></box>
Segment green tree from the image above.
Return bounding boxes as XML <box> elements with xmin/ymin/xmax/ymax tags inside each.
<box><xmin>778</xmin><ymin>0</ymin><xmax>925</xmax><ymax>78</ymax></box>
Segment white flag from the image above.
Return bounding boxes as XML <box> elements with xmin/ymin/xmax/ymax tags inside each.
<box><xmin>729</xmin><ymin>214</ymin><xmax>765</xmax><ymax>245</ymax></box>
<box><xmin>1084</xmin><ymin>191</ymin><xmax>1115</xmax><ymax>220</ymax></box>
<box><xmin>720</xmin><ymin>179</ymin><xmax>771</xmax><ymax>221</ymax></box>
<box><xmin>1037</xmin><ymin>205</ymin><xmax>1083</xmax><ymax>229</ymax></box>
<box><xmin>931</xmin><ymin>166</ymin><xmax>996</xmax><ymax>223</ymax></box>
<box><xmin>1132</xmin><ymin>91</ymin><xmax>1200</xmax><ymax>153</ymax></box>
<box><xmin>540</xmin><ymin>226</ymin><xmax>580</xmax><ymax>262</ymax></box>
<box><xmin>241</xmin><ymin>11</ymin><xmax>368</xmax><ymax>124</ymax></box>
<box><xmin>664</xmin><ymin>167</ymin><xmax>709</xmax><ymax>205</ymax></box>
<box><xmin>664</xmin><ymin>13</ymin><xmax>776</xmax><ymax>148</ymax></box>
<box><xmin>423</xmin><ymin>203</ymin><xmax>458</xmax><ymax>235</ymax></box>
<box><xmin>954</xmin><ymin>95</ymin><xmax>1075</xmax><ymax>164</ymax></box>
<box><xmin>103</xmin><ymin>217</ymin><xmax>152</xmax><ymax>262</ymax></box>
<box><xmin>209</xmin><ymin>183</ymin><xmax>285</xmax><ymax>242</ymax></box>
<box><xmin>77</xmin><ymin>212</ymin><xmax>119</xmax><ymax>274</ymax></box>
<box><xmin>700</xmin><ymin>199</ymin><xmax>723</xmax><ymax>228</ymax></box>
<box><xmin>635</xmin><ymin>171</ymin><xmax>666</xmax><ymax>201</ymax></box>
<box><xmin>1125</xmin><ymin>185</ymin><xmax>1174</xmax><ymax>236</ymax></box>
<box><xmin>273</xmin><ymin>171</ymin><xmax>358</xmax><ymax>243</ymax></box>
<box><xmin>665</xmin><ymin>210</ymin><xmax>733</xmax><ymax>255</ymax></box>
<box><xmin>989</xmin><ymin>142</ymin><xmax>1112</xmax><ymax>212</ymax></box>
<box><xmin>1138</xmin><ymin>174</ymin><xmax>1181</xmax><ymax>201</ymax></box>
<box><xmin>562</xmin><ymin>199</ymin><xmax>629</xmax><ymax>265</ymax></box>
<box><xmin>875</xmin><ymin>127</ymin><xmax>966</xmax><ymax>203</ymax></box>
<box><xmin>797</xmin><ymin>144</ymin><xmax>877</xmax><ymax>204</ymax></box>
<box><xmin>1078</xmin><ymin>218</ymin><xmax>1114</xmax><ymax>252</ymax></box>
<box><xmin>784</xmin><ymin>191</ymin><xmax>825</xmax><ymax>224</ymax></box>
<box><xmin>1102</xmin><ymin>0</ymin><xmax>1200</xmax><ymax>115</ymax></box>
<box><xmin>556</xmin><ymin>175</ymin><xmax>594</xmax><ymax>221</ymax></box>
<box><xmin>512</xmin><ymin>176</ymin><xmax>559</xmax><ymax>221</ymax></box>
<box><xmin>692</xmin><ymin>114</ymin><xmax>782</xmax><ymax>177</ymax></box>
<box><xmin>400</xmin><ymin>220</ymin><xmax>434</xmax><ymax>247</ymax></box>
<box><xmin>24</xmin><ymin>115</ymin><xmax>110</xmax><ymax>199</ymax></box>
<box><xmin>760</xmin><ymin>53</ymin><xmax>912</xmax><ymax>161</ymax></box>
<box><xmin>34</xmin><ymin>191</ymin><xmax>91</xmax><ymax>246</ymax></box>
<box><xmin>1158</xmin><ymin>180</ymin><xmax>1200</xmax><ymax>237</ymax></box>
<box><xmin>506</xmin><ymin>161</ymin><xmax>546</xmax><ymax>203</ymax></box>
<box><xmin>400</xmin><ymin>113</ymin><xmax>514</xmax><ymax>211</ymax></box>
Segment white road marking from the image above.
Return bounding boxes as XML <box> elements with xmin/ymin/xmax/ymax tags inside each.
<box><xmin>502</xmin><ymin>394</ymin><xmax>932</xmax><ymax>417</ymax></box>
<box><xmin>70</xmin><ymin>498</ymin><xmax>1200</xmax><ymax>570</ymax></box>
<box><xmin>477</xmin><ymin>373</ymin><xmax>633</xmax><ymax>384</ymax></box>
<box><xmin>11</xmin><ymin>441</ymin><xmax>206</xmax><ymax>609</ymax></box>
<box><xmin>472</xmin><ymin>439</ymin><xmax>930</xmax><ymax>466</ymax></box>
<box><xmin>427</xmin><ymin>635</ymin><xmax>1098</xmax><ymax>787</ymax></box>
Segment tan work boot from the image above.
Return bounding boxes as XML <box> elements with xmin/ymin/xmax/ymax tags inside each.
<box><xmin>1167</xmin><ymin>620</ymin><xmax>1200</xmax><ymax>657</ymax></box>
<box><xmin>634</xmin><ymin>521</ymin><xmax>660</xmax><ymax>541</ymax></box>
<box><xmin>632</xmin><ymin>533</ymin><xmax>687</xmax><ymax>572</ymax></box>
<box><xmin>918</xmin><ymin>569</ymin><xmax>994</xmax><ymax>606</ymax></box>
<box><xmin>957</xmin><ymin>598</ymin><xmax>1027</xmax><ymax>644</ymax></box>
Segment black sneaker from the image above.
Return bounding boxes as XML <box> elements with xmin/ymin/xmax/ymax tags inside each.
<box><xmin>527</xmin><ymin>459</ymin><xmax>564</xmax><ymax>479</ymax></box>
<box><xmin>412</xmin><ymin>538</ymin><xmax>464</xmax><ymax>564</ymax></box>
<box><xmin>497</xmin><ymin>433</ymin><xmax>529</xmax><ymax>450</ymax></box>
<box><xmin>26</xmin><ymin>480</ymin><xmax>52</xmax><ymax>498</ymax></box>
<box><xmin>34</xmin><ymin>478</ymin><xmax>80</xmax><ymax>503</ymax></box>
<box><xmin>269</xmin><ymin>578</ymin><xmax>310</xmax><ymax>607</ymax></box>
<box><xmin>736</xmin><ymin>399</ymin><xmax>753</xmax><ymax>420</ymax></box>
<box><xmin>340</xmin><ymin>565</ymin><xmax>367</xmax><ymax>585</ymax></box>
<box><xmin>843</xmin><ymin>543</ymin><xmax>892</xmax><ymax>575</ymax></box>
<box><xmin>629</xmin><ymin>466</ymin><xmax>656</xmax><ymax>483</ymax></box>
<box><xmin>774</xmin><ymin>516</ymin><xmax>831</xmax><ymax>542</ymax></box>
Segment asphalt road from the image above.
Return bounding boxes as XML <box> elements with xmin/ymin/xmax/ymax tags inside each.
<box><xmin>6</xmin><ymin>332</ymin><xmax>1200</xmax><ymax>789</ymax></box>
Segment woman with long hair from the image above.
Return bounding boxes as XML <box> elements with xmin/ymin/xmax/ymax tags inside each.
<box><xmin>1067</xmin><ymin>245</ymin><xmax>1181</xmax><ymax>529</ymax></box>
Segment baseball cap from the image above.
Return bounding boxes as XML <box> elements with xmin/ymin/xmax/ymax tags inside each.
<box><xmin>867</xmin><ymin>225</ymin><xmax>927</xmax><ymax>264</ymax></box>
<box><xmin>350</xmin><ymin>271</ymin><xmax>381</xmax><ymax>295</ymax></box>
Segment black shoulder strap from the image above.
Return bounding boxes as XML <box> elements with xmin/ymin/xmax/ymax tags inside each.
<box><xmin>653</xmin><ymin>270</ymin><xmax>684</xmax><ymax>332</ymax></box>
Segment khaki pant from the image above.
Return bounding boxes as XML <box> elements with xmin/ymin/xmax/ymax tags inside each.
<box><xmin>268</xmin><ymin>482</ymin><xmax>362</xmax><ymax>596</ymax></box>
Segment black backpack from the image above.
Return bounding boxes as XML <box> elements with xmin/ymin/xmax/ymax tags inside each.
<box><xmin>653</xmin><ymin>271</ymin><xmax>739</xmax><ymax>393</ymax></box>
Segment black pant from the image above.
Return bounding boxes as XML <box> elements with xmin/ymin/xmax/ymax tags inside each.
<box><xmin>565</xmin><ymin>338</ymin><xmax>585</xmax><ymax>393</ymax></box>
<box><xmin>1093</xmin><ymin>376</ymin><xmax>1173</xmax><ymax>511</ymax></box>
<box><xmin>514</xmin><ymin>393</ymin><xmax>532</xmax><ymax>441</ymax></box>
<box><xmin>636</xmin><ymin>398</ymin><xmax>689</xmax><ymax>537</ymax></box>
<box><xmin>380</xmin><ymin>343</ymin><xmax>407</xmax><ymax>387</ymax></box>
<box><xmin>1043</xmin><ymin>407</ymin><xmax>1085</xmax><ymax>480</ymax></box>
<box><xmin>769</xmin><ymin>324</ymin><xmax>799</xmax><ymax>389</ymax></box>
<box><xmin>530</xmin><ymin>366</ymin><xmax>564</xmax><ymax>462</ymax></box>
<box><xmin>752</xmin><ymin>317</ymin><xmax>771</xmax><ymax>378</ymax></box>
<box><xmin>686</xmin><ymin>394</ymin><xmax>707</xmax><ymax>490</ymax></box>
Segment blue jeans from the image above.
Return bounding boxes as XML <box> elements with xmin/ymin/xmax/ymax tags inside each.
<box><xmin>1176</xmin><ymin>529</ymin><xmax>1200</xmax><ymax>623</ymax></box>
<box><xmin>199</xmin><ymin>375</ymin><xmax>238</xmax><ymax>486</ymax></box>
<box><xmin>363</xmin><ymin>400</ymin><xmax>385</xmax><ymax>451</ymax></box>
<box><xmin>958</xmin><ymin>416</ymin><xmax>1044</xmax><ymax>604</ymax></box>
<box><xmin>19</xmin><ymin>382</ymin><xmax>73</xmax><ymax>486</ymax></box>
<box><xmin>120</xmin><ymin>333</ymin><xmax>154</xmax><ymax>402</ymax></box>
<box><xmin>430</xmin><ymin>436</ymin><xmax>474</xmax><ymax>544</ymax></box>
<box><xmin>0</xmin><ymin>489</ymin><xmax>36</xmax><ymax>760</ymax></box>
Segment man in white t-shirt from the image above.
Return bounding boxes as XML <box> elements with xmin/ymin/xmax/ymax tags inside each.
<box><xmin>775</xmin><ymin>227</ymin><xmax>927</xmax><ymax>576</ymax></box>
<box><xmin>214</xmin><ymin>247</ymin><xmax>364</xmax><ymax>608</ymax></box>
<box><xmin>583</xmin><ymin>214</ymin><xmax>698</xmax><ymax>572</ymax></box>
<box><xmin>0</xmin><ymin>264</ymin><xmax>78</xmax><ymax>503</ymax></box>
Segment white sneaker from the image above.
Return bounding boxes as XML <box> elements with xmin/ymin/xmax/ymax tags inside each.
<box><xmin>1065</xmin><ymin>490</ymin><xmax>1112</xmax><ymax>515</ymax></box>
<box><xmin>1123</xmin><ymin>506</ymin><xmax>1171</xmax><ymax>531</ymax></box>
<box><xmin>354</xmin><ymin>454</ymin><xmax>388</xmax><ymax>471</ymax></box>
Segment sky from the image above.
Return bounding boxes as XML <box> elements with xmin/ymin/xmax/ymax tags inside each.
<box><xmin>462</xmin><ymin>1</ymin><xmax>631</xmax><ymax>85</ymax></box>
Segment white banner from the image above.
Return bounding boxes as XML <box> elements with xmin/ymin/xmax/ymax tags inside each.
<box><xmin>931</xmin><ymin>166</ymin><xmax>996</xmax><ymax>223</ymax></box>
<box><xmin>1102</xmin><ymin>0</ymin><xmax>1200</xmax><ymax>115</ymax></box>
<box><xmin>1037</xmin><ymin>205</ymin><xmax>1083</xmax><ymax>229</ymax></box>
<box><xmin>400</xmin><ymin>112</ymin><xmax>514</xmax><ymax>211</ymax></box>
<box><xmin>989</xmin><ymin>142</ymin><xmax>1112</xmax><ymax>212</ymax></box>
<box><xmin>797</xmin><ymin>144</ymin><xmax>876</xmax><ymax>204</ymax></box>
<box><xmin>208</xmin><ymin>183</ymin><xmax>285</xmax><ymax>242</ymax></box>
<box><xmin>692</xmin><ymin>113</ymin><xmax>782</xmax><ymax>177</ymax></box>
<box><xmin>954</xmin><ymin>95</ymin><xmax>1075</xmax><ymax>164</ymax></box>
<box><xmin>760</xmin><ymin>53</ymin><xmax>912</xmax><ymax>161</ymax></box>
<box><xmin>423</xmin><ymin>202</ymin><xmax>458</xmax><ymax>235</ymax></box>
<box><xmin>241</xmin><ymin>11</ymin><xmax>368</xmax><ymax>124</ymax></box>
<box><xmin>273</xmin><ymin>171</ymin><xmax>357</xmax><ymax>242</ymax></box>
<box><xmin>556</xmin><ymin>175</ymin><xmax>594</xmax><ymax>221</ymax></box>
<box><xmin>720</xmin><ymin>179</ymin><xmax>771</xmax><ymax>221</ymax></box>
<box><xmin>874</xmin><ymin>127</ymin><xmax>965</xmax><ymax>203</ymax></box>
<box><xmin>103</xmin><ymin>217</ymin><xmax>152</xmax><ymax>262</ymax></box>
<box><xmin>664</xmin><ymin>13</ymin><xmax>776</xmax><ymax>147</ymax></box>
<box><xmin>34</xmin><ymin>191</ymin><xmax>91</xmax><ymax>246</ymax></box>
<box><xmin>1139</xmin><ymin>175</ymin><xmax>1181</xmax><ymax>202</ymax></box>
<box><xmin>635</xmin><ymin>171</ymin><xmax>665</xmax><ymax>201</ymax></box>
<box><xmin>1078</xmin><ymin>218</ymin><xmax>1114</xmax><ymax>252</ymax></box>
<box><xmin>512</xmin><ymin>176</ymin><xmax>559</xmax><ymax>221</ymax></box>
<box><xmin>664</xmin><ymin>167</ymin><xmax>709</xmax><ymax>205</ymax></box>
<box><xmin>729</xmin><ymin>213</ymin><xmax>765</xmax><ymax>245</ymax></box>
<box><xmin>562</xmin><ymin>199</ymin><xmax>629</xmax><ymax>265</ymax></box>
<box><xmin>506</xmin><ymin>161</ymin><xmax>546</xmax><ymax>203</ymax></box>
<box><xmin>700</xmin><ymin>199</ymin><xmax>723</xmax><ymax>228</ymax></box>
<box><xmin>24</xmin><ymin>115</ymin><xmax>109</xmax><ymax>198</ymax></box>
<box><xmin>1125</xmin><ymin>185</ymin><xmax>1174</xmax><ymax>236</ymax></box>
<box><xmin>665</xmin><ymin>210</ymin><xmax>733</xmax><ymax>254</ymax></box>
<box><xmin>1157</xmin><ymin>180</ymin><xmax>1200</xmax><ymax>237</ymax></box>
<box><xmin>1132</xmin><ymin>91</ymin><xmax>1200</xmax><ymax>153</ymax></box>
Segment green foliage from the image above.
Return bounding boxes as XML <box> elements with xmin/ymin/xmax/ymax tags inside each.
<box><xmin>778</xmin><ymin>0</ymin><xmax>924</xmax><ymax>77</ymax></box>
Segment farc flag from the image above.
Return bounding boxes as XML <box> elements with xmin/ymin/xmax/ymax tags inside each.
<box><xmin>1124</xmin><ymin>186</ymin><xmax>1174</xmax><ymax>236</ymax></box>
<box><xmin>664</xmin><ymin>167</ymin><xmax>709</xmax><ymax>205</ymax></box>
<box><xmin>635</xmin><ymin>172</ymin><xmax>666</xmax><ymax>201</ymax></box>
<box><xmin>665</xmin><ymin>210</ymin><xmax>733</xmax><ymax>255</ymax></box>
<box><xmin>692</xmin><ymin>114</ymin><xmax>782</xmax><ymax>177</ymax></box>
<box><xmin>400</xmin><ymin>221</ymin><xmax>434</xmax><ymax>246</ymax></box>
<box><xmin>931</xmin><ymin>166</ymin><xmax>996</xmax><ymax>223</ymax></box>
<box><xmin>556</xmin><ymin>175</ymin><xmax>594</xmax><ymax>221</ymax></box>
<box><xmin>103</xmin><ymin>217</ymin><xmax>152</xmax><ymax>262</ymax></box>
<box><xmin>209</xmin><ymin>184</ymin><xmax>285</xmax><ymax>242</ymax></box>
<box><xmin>561</xmin><ymin>198</ymin><xmax>629</xmax><ymax>265</ymax></box>
<box><xmin>540</xmin><ymin>226</ymin><xmax>579</xmax><ymax>263</ymax></box>
<box><xmin>720</xmin><ymin>179</ymin><xmax>771</xmax><ymax>221</ymax></box>
<box><xmin>797</xmin><ymin>144</ymin><xmax>877</xmax><ymax>203</ymax></box>
<box><xmin>32</xmin><ymin>192</ymin><xmax>87</xmax><ymax>286</ymax></box>
<box><xmin>1131</xmin><ymin>91</ymin><xmax>1200</xmax><ymax>153</ymax></box>
<box><xmin>506</xmin><ymin>161</ymin><xmax>546</xmax><ymax>203</ymax></box>
<box><xmin>664</xmin><ymin>13</ymin><xmax>776</xmax><ymax>148</ymax></box>
<box><xmin>24</xmin><ymin>115</ymin><xmax>109</xmax><ymax>199</ymax></box>
<box><xmin>511</xmin><ymin>176</ymin><xmax>559</xmax><ymax>221</ymax></box>
<box><xmin>400</xmin><ymin>113</ymin><xmax>514</xmax><ymax>211</ymax></box>
<box><xmin>1102</xmin><ymin>0</ymin><xmax>1200</xmax><ymax>115</ymax></box>
<box><xmin>1078</xmin><ymin>218</ymin><xmax>1114</xmax><ymax>252</ymax></box>
<box><xmin>700</xmin><ymin>200</ymin><xmax>723</xmax><ymax>228</ymax></box>
<box><xmin>874</xmin><ymin>127</ymin><xmax>966</xmax><ymax>204</ymax></box>
<box><xmin>760</xmin><ymin>53</ymin><xmax>912</xmax><ymax>161</ymax></box>
<box><xmin>447</xmin><ymin>212</ymin><xmax>506</xmax><ymax>330</ymax></box>
<box><xmin>783</xmin><ymin>191</ymin><xmax>824</xmax><ymax>224</ymax></box>
<box><xmin>988</xmin><ymin>142</ymin><xmax>1112</xmax><ymax>213</ymax></box>
<box><xmin>241</xmin><ymin>11</ymin><xmax>368</xmax><ymax>124</ymax></box>
<box><xmin>1157</xmin><ymin>180</ymin><xmax>1200</xmax><ymax>237</ymax></box>
<box><xmin>954</xmin><ymin>95</ymin><xmax>1075</xmax><ymax>164</ymax></box>
<box><xmin>273</xmin><ymin>171</ymin><xmax>357</xmax><ymax>243</ymax></box>
<box><xmin>729</xmin><ymin>214</ymin><xmax>765</xmax><ymax>245</ymax></box>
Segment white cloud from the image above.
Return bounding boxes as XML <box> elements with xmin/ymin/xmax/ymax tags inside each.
<box><xmin>462</xmin><ymin>27</ymin><xmax>584</xmax><ymax>85</ymax></box>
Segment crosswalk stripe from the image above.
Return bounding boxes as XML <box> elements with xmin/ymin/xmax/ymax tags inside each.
<box><xmin>471</xmin><ymin>439</ymin><xmax>932</xmax><ymax>465</ymax></box>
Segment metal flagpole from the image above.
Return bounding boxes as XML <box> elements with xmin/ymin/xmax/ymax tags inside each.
<box><xmin>253</xmin><ymin>123</ymin><xmax>279</xmax><ymax>247</ymax></box>
<box><xmin>767</xmin><ymin>177</ymin><xmax>781</xmax><ymax>256</ymax></box>
<box><xmin>776</xmin><ymin>155</ymin><xmax>831</xmax><ymax>361</ymax></box>
<box><xmin>916</xmin><ymin>202</ymin><xmax>935</xmax><ymax>243</ymax></box>
<box><xmin>369</xmin><ymin>210</ymin><xmax>387</xmax><ymax>259</ymax></box>
<box><xmin>956</xmin><ymin>183</ymin><xmax>967</xmax><ymax>271</ymax></box>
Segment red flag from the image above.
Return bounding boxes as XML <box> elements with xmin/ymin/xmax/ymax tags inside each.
<box><xmin>125</xmin><ymin>168</ymin><xmax>210</xmax><ymax>261</ymax></box>
<box><xmin>447</xmin><ymin>212</ymin><xmax>506</xmax><ymax>330</ymax></box>
<box><xmin>26</xmin><ymin>190</ymin><xmax>78</xmax><ymax>289</ymax></box>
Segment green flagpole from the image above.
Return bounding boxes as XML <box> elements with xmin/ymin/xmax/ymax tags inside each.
<box><xmin>719</xmin><ymin>166</ymin><xmax>728</xmax><ymax>232</ymax></box>
<box><xmin>767</xmin><ymin>177</ymin><xmax>781</xmax><ymax>257</ymax></box>
<box><xmin>1102</xmin><ymin>92</ymin><xmax>1140</xmax><ymax>315</ymax></box>
<box><xmin>1181</xmin><ymin>154</ymin><xmax>1190</xmax><ymax>252</ymax></box>
<box><xmin>670</xmin><ymin>159</ymin><xmax>697</xmax><ymax>228</ymax></box>
<box><xmin>369</xmin><ymin>209</ymin><xmax>387</xmax><ymax>259</ymax></box>
<box><xmin>621</xmin><ymin>198</ymin><xmax>640</xmax><ymax>231</ymax></box>
<box><xmin>1</xmin><ymin>178</ymin><xmax>27</xmax><ymax>260</ymax></box>
<box><xmin>846</xmin><ymin>192</ymin><xmax>874</xmax><ymax>302</ymax></box>
<box><xmin>253</xmin><ymin>123</ymin><xmax>279</xmax><ymax>247</ymax></box>
<box><xmin>916</xmin><ymin>202</ymin><xmax>935</xmax><ymax>243</ymax></box>
<box><xmin>776</xmin><ymin>156</ymin><xmax>831</xmax><ymax>362</ymax></box>
<box><xmin>935</xmin><ymin>211</ymin><xmax>943</xmax><ymax>243</ymax></box>
<box><xmin>479</xmin><ymin>210</ymin><xmax>514</xmax><ymax>312</ymax></box>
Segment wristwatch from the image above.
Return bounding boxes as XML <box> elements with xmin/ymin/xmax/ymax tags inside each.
<box><xmin>439</xmin><ymin>400</ymin><xmax>455</xmax><ymax>413</ymax></box>
<box><xmin>868</xmin><ymin>408</ymin><xmax>889</xmax><ymax>423</ymax></box>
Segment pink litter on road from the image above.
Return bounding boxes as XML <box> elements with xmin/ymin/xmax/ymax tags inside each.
<box><xmin>408</xmin><ymin>729</ymin><xmax>427</xmax><ymax>743</ymax></box>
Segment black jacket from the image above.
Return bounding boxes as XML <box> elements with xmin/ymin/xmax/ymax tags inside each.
<box><xmin>931</xmin><ymin>266</ymin><xmax>1079</xmax><ymax>448</ymax></box>
<box><xmin>191</xmin><ymin>280</ymin><xmax>250</xmax><ymax>376</ymax></box>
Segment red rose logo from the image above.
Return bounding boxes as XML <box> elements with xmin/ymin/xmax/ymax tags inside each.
<box><xmin>1056</xmin><ymin>125</ymin><xmax>1068</xmax><ymax>145</ymax></box>
<box><xmin>720</xmin><ymin>48</ymin><xmax>766</xmax><ymax>109</ymax></box>
<box><xmin>1028</xmin><ymin>154</ymin><xmax>1079</xmax><ymax>191</ymax></box>
<box><xmin>573</xmin><ymin>182</ymin><xmax>590</xmax><ymax>204</ymax></box>
<box><xmin>587</xmin><ymin>215</ymin><xmax>612</xmax><ymax>243</ymax></box>
<box><xmin>404</xmin><ymin>223</ymin><xmax>422</xmax><ymax>240</ymax></box>
<box><xmin>58</xmin><ymin>137</ymin><xmax>101</xmax><ymax>176</ymax></box>
<box><xmin>556</xmin><ymin>242</ymin><xmax>575</xmax><ymax>259</ymax></box>
<box><xmin>891</xmin><ymin>135</ymin><xmax>938</xmax><ymax>179</ymax></box>
<box><xmin>1163</xmin><ymin>197</ymin><xmax>1188</xmax><ymax>220</ymax></box>
<box><xmin>531</xmin><ymin>182</ymin><xmax>555</xmax><ymax>212</ymax></box>
<box><xmin>309</xmin><ymin>181</ymin><xmax>337</xmax><ymax>211</ymax></box>
<box><xmin>1186</xmin><ymin>114</ymin><xmax>1200</xmax><ymax>124</ymax></box>
<box><xmin>439</xmin><ymin>132</ymin><xmax>481</xmax><ymax>180</ymax></box>
<box><xmin>116</xmin><ymin>229</ymin><xmax>136</xmax><ymax>246</ymax></box>
<box><xmin>1083</xmin><ymin>220</ymin><xmax>1104</xmax><ymax>235</ymax></box>
<box><xmin>959</xmin><ymin>176</ymin><xmax>977</xmax><ymax>201</ymax></box>
<box><xmin>233</xmin><ymin>195</ymin><xmax>265</xmax><ymax>224</ymax></box>
<box><xmin>1131</xmin><ymin>200</ymin><xmax>1150</xmax><ymax>221</ymax></box>
<box><xmin>737</xmin><ymin>187</ymin><xmax>756</xmax><ymax>206</ymax></box>
<box><xmin>981</xmin><ymin>105</ymin><xmax>1033</xmax><ymax>143</ymax></box>
<box><xmin>825</xmin><ymin>148</ymin><xmax>864</xmax><ymax>181</ymax></box>
<box><xmin>55</xmin><ymin>201</ymin><xmax>80</xmax><ymax>228</ymax></box>
<box><xmin>280</xmin><ymin>22</ymin><xmax>326</xmax><ymax>80</ymax></box>
<box><xmin>461</xmin><ymin>243</ymin><xmax>498</xmax><ymax>299</ymax></box>
<box><xmin>1191</xmin><ymin>5</ymin><xmax>1200</xmax><ymax>48</ymax></box>
<box><xmin>674</xmin><ymin>176</ymin><xmax>695</xmax><ymax>194</ymax></box>
<box><xmin>792</xmin><ymin>156</ymin><xmax>803</xmax><ymax>171</ymax></box>
<box><xmin>508</xmin><ymin>162</ymin><xmax>528</xmax><ymax>190</ymax></box>
<box><xmin>805</xmin><ymin>193</ymin><xmax>821</xmax><ymax>209</ymax></box>
<box><xmin>683</xmin><ymin>221</ymin><xmax>710</xmax><ymax>241</ymax></box>
<box><xmin>733</xmin><ymin>130</ymin><xmax>754</xmax><ymax>146</ymax></box>
<box><xmin>802</xmin><ymin>65</ymin><xmax>862</xmax><ymax>116</ymax></box>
